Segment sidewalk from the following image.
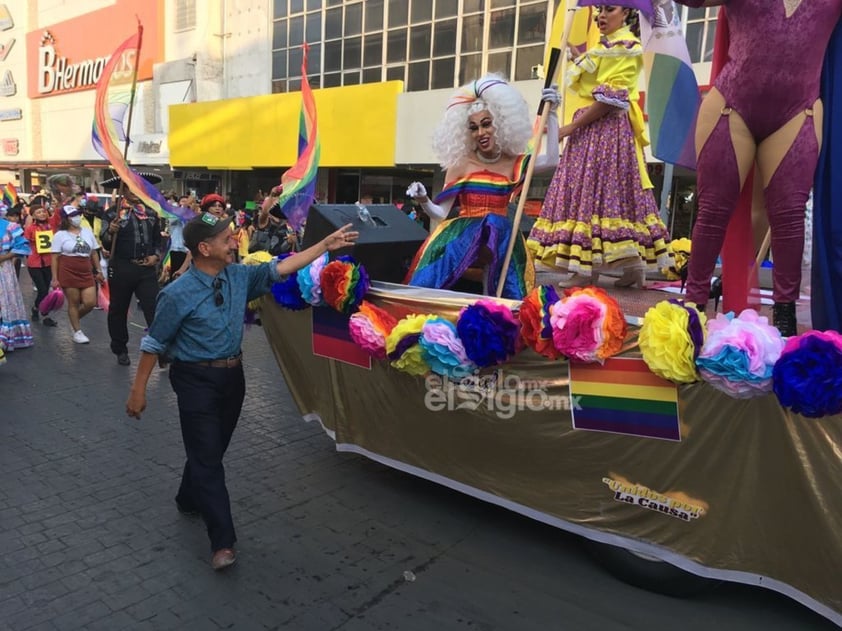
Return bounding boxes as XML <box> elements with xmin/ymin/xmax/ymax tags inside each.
<box><xmin>0</xmin><ymin>276</ymin><xmax>835</xmax><ymax>630</ymax></box>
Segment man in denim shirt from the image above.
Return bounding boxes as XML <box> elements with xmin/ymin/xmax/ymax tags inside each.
<box><xmin>125</xmin><ymin>212</ymin><xmax>357</xmax><ymax>571</ymax></box>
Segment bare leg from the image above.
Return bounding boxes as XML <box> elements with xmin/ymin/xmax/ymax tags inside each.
<box><xmin>64</xmin><ymin>287</ymin><xmax>82</xmax><ymax>331</ymax></box>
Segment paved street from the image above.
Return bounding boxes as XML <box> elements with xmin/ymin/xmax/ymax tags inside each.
<box><xmin>1</xmin><ymin>277</ymin><xmax>838</xmax><ymax>630</ymax></box>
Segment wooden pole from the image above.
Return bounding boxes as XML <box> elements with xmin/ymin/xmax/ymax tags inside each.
<box><xmin>495</xmin><ymin>1</ymin><xmax>579</xmax><ymax>297</ymax></box>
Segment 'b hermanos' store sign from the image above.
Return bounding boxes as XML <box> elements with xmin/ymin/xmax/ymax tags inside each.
<box><xmin>25</xmin><ymin>0</ymin><xmax>162</xmax><ymax>99</ymax></box>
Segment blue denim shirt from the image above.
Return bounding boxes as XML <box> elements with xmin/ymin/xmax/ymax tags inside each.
<box><xmin>140</xmin><ymin>262</ymin><xmax>283</xmax><ymax>361</ymax></box>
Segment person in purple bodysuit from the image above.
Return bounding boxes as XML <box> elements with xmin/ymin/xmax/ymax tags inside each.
<box><xmin>674</xmin><ymin>0</ymin><xmax>842</xmax><ymax>335</ymax></box>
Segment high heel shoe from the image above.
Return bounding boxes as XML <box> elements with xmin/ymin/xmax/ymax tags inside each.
<box><xmin>613</xmin><ymin>266</ymin><xmax>645</xmax><ymax>289</ymax></box>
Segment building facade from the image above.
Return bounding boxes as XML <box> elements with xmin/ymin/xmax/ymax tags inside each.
<box><xmin>0</xmin><ymin>0</ymin><xmax>719</xmax><ymax>231</ymax></box>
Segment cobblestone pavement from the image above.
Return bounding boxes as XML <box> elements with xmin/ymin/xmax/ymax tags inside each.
<box><xmin>0</xmin><ymin>280</ymin><xmax>836</xmax><ymax>630</ymax></box>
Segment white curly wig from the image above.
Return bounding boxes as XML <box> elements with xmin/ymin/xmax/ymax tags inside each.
<box><xmin>431</xmin><ymin>74</ymin><xmax>533</xmax><ymax>170</ymax></box>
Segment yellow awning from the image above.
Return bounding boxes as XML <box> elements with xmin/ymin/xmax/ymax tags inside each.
<box><xmin>169</xmin><ymin>81</ymin><xmax>403</xmax><ymax>169</ymax></box>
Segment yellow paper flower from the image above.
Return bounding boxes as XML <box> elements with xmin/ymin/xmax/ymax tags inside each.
<box><xmin>639</xmin><ymin>301</ymin><xmax>706</xmax><ymax>384</ymax></box>
<box><xmin>386</xmin><ymin>314</ymin><xmax>437</xmax><ymax>376</ymax></box>
<box><xmin>661</xmin><ymin>238</ymin><xmax>692</xmax><ymax>280</ymax></box>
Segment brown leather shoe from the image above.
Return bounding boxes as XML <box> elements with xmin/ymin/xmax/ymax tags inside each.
<box><xmin>211</xmin><ymin>548</ymin><xmax>236</xmax><ymax>571</ymax></box>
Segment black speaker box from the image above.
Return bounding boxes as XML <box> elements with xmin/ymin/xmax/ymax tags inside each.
<box><xmin>302</xmin><ymin>204</ymin><xmax>429</xmax><ymax>283</ymax></box>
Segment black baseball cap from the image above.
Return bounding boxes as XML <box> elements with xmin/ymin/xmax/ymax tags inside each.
<box><xmin>183</xmin><ymin>212</ymin><xmax>234</xmax><ymax>250</ymax></box>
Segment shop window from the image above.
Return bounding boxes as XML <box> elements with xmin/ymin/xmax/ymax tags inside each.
<box><xmin>365</xmin><ymin>0</ymin><xmax>384</xmax><ymax>32</ymax></box>
<box><xmin>363</xmin><ymin>67</ymin><xmax>382</xmax><ymax>83</ymax></box>
<box><xmin>325</xmin><ymin>7</ymin><xmax>342</xmax><ymax>39</ymax></box>
<box><xmin>518</xmin><ymin>3</ymin><xmax>546</xmax><ymax>45</ymax></box>
<box><xmin>685</xmin><ymin>7</ymin><xmax>719</xmax><ymax>63</ymax></box>
<box><xmin>388</xmin><ymin>0</ymin><xmax>408</xmax><ymax>28</ymax></box>
<box><xmin>272</xmin><ymin>49</ymin><xmax>288</xmax><ymax>80</ymax></box>
<box><xmin>408</xmin><ymin>60</ymin><xmax>430</xmax><ymax>92</ymax></box>
<box><xmin>324</xmin><ymin>72</ymin><xmax>342</xmax><ymax>88</ymax></box>
<box><xmin>411</xmin><ymin>0</ymin><xmax>433</xmax><ymax>23</ymax></box>
<box><xmin>435</xmin><ymin>0</ymin><xmax>458</xmax><ymax>19</ymax></box>
<box><xmin>271</xmin><ymin>79</ymin><xmax>287</xmax><ymax>93</ymax></box>
<box><xmin>487</xmin><ymin>50</ymin><xmax>512</xmax><ymax>78</ymax></box>
<box><xmin>289</xmin><ymin>15</ymin><xmax>304</xmax><ymax>47</ymax></box>
<box><xmin>272</xmin><ymin>20</ymin><xmax>288</xmax><ymax>50</ymax></box>
<box><xmin>488</xmin><ymin>8</ymin><xmax>516</xmax><ymax>49</ymax></box>
<box><xmin>387</xmin><ymin>29</ymin><xmax>407</xmax><ymax>63</ymax></box>
<box><xmin>344</xmin><ymin>70</ymin><xmax>361</xmax><ymax>86</ymax></box>
<box><xmin>432</xmin><ymin>57</ymin><xmax>455</xmax><ymax>90</ymax></box>
<box><xmin>324</xmin><ymin>40</ymin><xmax>342</xmax><ymax>72</ymax></box>
<box><xmin>305</xmin><ymin>12</ymin><xmax>321</xmax><ymax>43</ymax></box>
<box><xmin>514</xmin><ymin>44</ymin><xmax>543</xmax><ymax>81</ymax></box>
<box><xmin>409</xmin><ymin>24</ymin><xmax>431</xmax><ymax>60</ymax></box>
<box><xmin>344</xmin><ymin>36</ymin><xmax>362</xmax><ymax>69</ymax></box>
<box><xmin>386</xmin><ymin>66</ymin><xmax>405</xmax><ymax>82</ymax></box>
<box><xmin>290</xmin><ymin>0</ymin><xmax>303</xmax><ymax>14</ymax></box>
<box><xmin>433</xmin><ymin>19</ymin><xmax>457</xmax><ymax>57</ymax></box>
<box><xmin>462</xmin><ymin>14</ymin><xmax>483</xmax><ymax>53</ymax></box>
<box><xmin>364</xmin><ymin>36</ymin><xmax>382</xmax><ymax>67</ymax></box>
<box><xmin>345</xmin><ymin>2</ymin><xmax>363</xmax><ymax>37</ymax></box>
<box><xmin>459</xmin><ymin>53</ymin><xmax>482</xmax><ymax>85</ymax></box>
<box><xmin>463</xmin><ymin>0</ymin><xmax>485</xmax><ymax>13</ymax></box>
<box><xmin>273</xmin><ymin>0</ymin><xmax>287</xmax><ymax>19</ymax></box>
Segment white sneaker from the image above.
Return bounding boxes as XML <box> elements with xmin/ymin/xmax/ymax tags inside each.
<box><xmin>72</xmin><ymin>330</ymin><xmax>90</xmax><ymax>344</ymax></box>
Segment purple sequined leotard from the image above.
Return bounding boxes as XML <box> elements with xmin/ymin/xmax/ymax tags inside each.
<box><xmin>675</xmin><ymin>0</ymin><xmax>842</xmax><ymax>305</ymax></box>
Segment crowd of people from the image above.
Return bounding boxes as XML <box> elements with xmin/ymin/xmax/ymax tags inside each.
<box><xmin>2</xmin><ymin>1</ymin><xmax>835</xmax><ymax>570</ymax></box>
<box><xmin>0</xmin><ymin>179</ymin><xmax>304</xmax><ymax>365</ymax></box>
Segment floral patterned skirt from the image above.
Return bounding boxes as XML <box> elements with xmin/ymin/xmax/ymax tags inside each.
<box><xmin>0</xmin><ymin>259</ymin><xmax>33</xmax><ymax>351</ymax></box>
<box><xmin>527</xmin><ymin>108</ymin><xmax>672</xmax><ymax>275</ymax></box>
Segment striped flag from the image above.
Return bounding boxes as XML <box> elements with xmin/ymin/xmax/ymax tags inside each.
<box><xmin>91</xmin><ymin>26</ymin><xmax>193</xmax><ymax>223</ymax></box>
<box><xmin>570</xmin><ymin>357</ymin><xmax>680</xmax><ymax>441</ymax></box>
<box><xmin>640</xmin><ymin>1</ymin><xmax>700</xmax><ymax>169</ymax></box>
<box><xmin>2</xmin><ymin>182</ymin><xmax>18</xmax><ymax>207</ymax></box>
<box><xmin>312</xmin><ymin>307</ymin><xmax>371</xmax><ymax>369</ymax></box>
<box><xmin>278</xmin><ymin>42</ymin><xmax>320</xmax><ymax>232</ymax></box>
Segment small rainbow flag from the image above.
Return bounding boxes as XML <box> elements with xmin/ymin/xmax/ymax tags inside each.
<box><xmin>570</xmin><ymin>357</ymin><xmax>680</xmax><ymax>441</ymax></box>
<box><xmin>312</xmin><ymin>307</ymin><xmax>371</xmax><ymax>369</ymax></box>
<box><xmin>640</xmin><ymin>3</ymin><xmax>700</xmax><ymax>169</ymax></box>
<box><xmin>2</xmin><ymin>182</ymin><xmax>18</xmax><ymax>207</ymax></box>
<box><xmin>278</xmin><ymin>42</ymin><xmax>320</xmax><ymax>232</ymax></box>
<box><xmin>91</xmin><ymin>26</ymin><xmax>193</xmax><ymax>223</ymax></box>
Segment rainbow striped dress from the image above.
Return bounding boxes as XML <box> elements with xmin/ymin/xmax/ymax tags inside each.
<box><xmin>404</xmin><ymin>156</ymin><xmax>534</xmax><ymax>299</ymax></box>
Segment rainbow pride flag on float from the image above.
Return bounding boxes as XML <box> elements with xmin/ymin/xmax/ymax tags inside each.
<box><xmin>569</xmin><ymin>357</ymin><xmax>680</xmax><ymax>441</ymax></box>
<box><xmin>312</xmin><ymin>307</ymin><xmax>371</xmax><ymax>369</ymax></box>
<box><xmin>640</xmin><ymin>1</ymin><xmax>700</xmax><ymax>169</ymax></box>
<box><xmin>277</xmin><ymin>42</ymin><xmax>320</xmax><ymax>232</ymax></box>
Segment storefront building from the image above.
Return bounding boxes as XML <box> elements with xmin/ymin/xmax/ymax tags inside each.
<box><xmin>0</xmin><ymin>1</ymin><xmax>719</xmax><ymax>234</ymax></box>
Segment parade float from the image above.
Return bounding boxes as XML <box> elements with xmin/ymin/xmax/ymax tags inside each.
<box><xmin>254</xmin><ymin>250</ymin><xmax>842</xmax><ymax>627</ymax></box>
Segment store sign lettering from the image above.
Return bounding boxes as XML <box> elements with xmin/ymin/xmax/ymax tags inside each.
<box><xmin>37</xmin><ymin>35</ymin><xmax>136</xmax><ymax>95</ymax></box>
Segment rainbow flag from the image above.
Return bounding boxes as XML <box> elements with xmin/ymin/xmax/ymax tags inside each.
<box><xmin>2</xmin><ymin>182</ymin><xmax>18</xmax><ymax>207</ymax></box>
<box><xmin>570</xmin><ymin>357</ymin><xmax>680</xmax><ymax>441</ymax></box>
<box><xmin>278</xmin><ymin>42</ymin><xmax>320</xmax><ymax>232</ymax></box>
<box><xmin>640</xmin><ymin>2</ymin><xmax>700</xmax><ymax>169</ymax></box>
<box><xmin>92</xmin><ymin>27</ymin><xmax>193</xmax><ymax>223</ymax></box>
<box><xmin>312</xmin><ymin>307</ymin><xmax>371</xmax><ymax>369</ymax></box>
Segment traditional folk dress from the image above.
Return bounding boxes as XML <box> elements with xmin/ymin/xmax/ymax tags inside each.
<box><xmin>404</xmin><ymin>155</ymin><xmax>535</xmax><ymax>300</ymax></box>
<box><xmin>527</xmin><ymin>25</ymin><xmax>672</xmax><ymax>276</ymax></box>
<box><xmin>0</xmin><ymin>218</ymin><xmax>33</xmax><ymax>351</ymax></box>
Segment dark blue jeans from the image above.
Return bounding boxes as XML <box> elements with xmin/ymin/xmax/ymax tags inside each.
<box><xmin>170</xmin><ymin>361</ymin><xmax>245</xmax><ymax>552</ymax></box>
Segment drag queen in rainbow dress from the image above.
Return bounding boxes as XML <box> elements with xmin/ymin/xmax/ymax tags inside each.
<box><xmin>405</xmin><ymin>75</ymin><xmax>560</xmax><ymax>300</ymax></box>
